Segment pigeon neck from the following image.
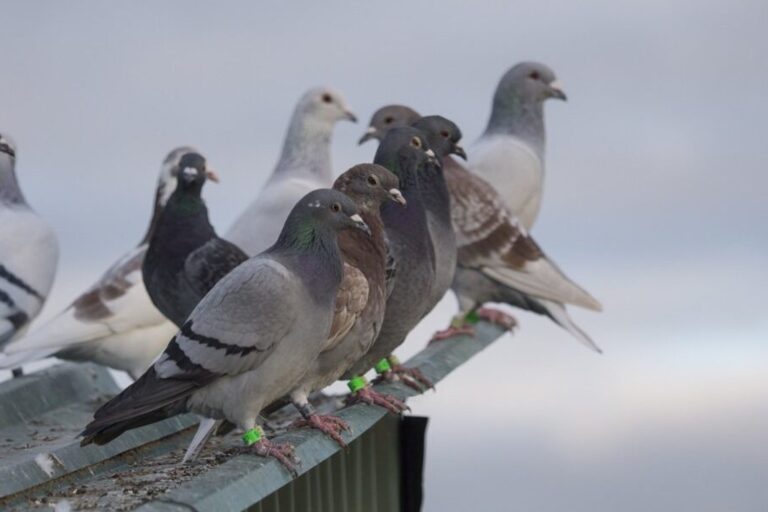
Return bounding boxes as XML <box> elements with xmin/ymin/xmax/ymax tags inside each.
<box><xmin>417</xmin><ymin>161</ymin><xmax>451</xmax><ymax>221</ymax></box>
<box><xmin>273</xmin><ymin>220</ymin><xmax>344</xmax><ymax>301</ymax></box>
<box><xmin>484</xmin><ymin>95</ymin><xmax>546</xmax><ymax>158</ymax></box>
<box><xmin>0</xmin><ymin>156</ymin><xmax>27</xmax><ymax>205</ymax></box>
<box><xmin>140</xmin><ymin>182</ymin><xmax>171</xmax><ymax>245</ymax></box>
<box><xmin>273</xmin><ymin>116</ymin><xmax>334</xmax><ymax>181</ymax></box>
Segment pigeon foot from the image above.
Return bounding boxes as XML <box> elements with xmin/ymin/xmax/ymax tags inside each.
<box><xmin>348</xmin><ymin>385</ymin><xmax>409</xmax><ymax>414</ymax></box>
<box><xmin>250</xmin><ymin>438</ymin><xmax>300</xmax><ymax>475</ymax></box>
<box><xmin>477</xmin><ymin>307</ymin><xmax>517</xmax><ymax>331</ymax></box>
<box><xmin>386</xmin><ymin>364</ymin><xmax>434</xmax><ymax>392</ymax></box>
<box><xmin>293</xmin><ymin>414</ymin><xmax>350</xmax><ymax>447</ymax></box>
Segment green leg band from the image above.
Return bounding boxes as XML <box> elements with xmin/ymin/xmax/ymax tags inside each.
<box><xmin>374</xmin><ymin>358</ymin><xmax>392</xmax><ymax>374</ymax></box>
<box><xmin>348</xmin><ymin>375</ymin><xmax>368</xmax><ymax>393</ymax></box>
<box><xmin>242</xmin><ymin>426</ymin><xmax>264</xmax><ymax>446</ymax></box>
<box><xmin>464</xmin><ymin>309</ymin><xmax>481</xmax><ymax>325</ymax></box>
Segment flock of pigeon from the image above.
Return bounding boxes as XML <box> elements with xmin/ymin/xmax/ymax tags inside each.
<box><xmin>0</xmin><ymin>61</ymin><xmax>601</xmax><ymax>472</ymax></box>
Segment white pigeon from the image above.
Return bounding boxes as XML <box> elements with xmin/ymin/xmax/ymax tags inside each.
<box><xmin>469</xmin><ymin>62</ymin><xmax>567</xmax><ymax>230</ymax></box>
<box><xmin>225</xmin><ymin>87</ymin><xmax>356</xmax><ymax>255</ymax></box>
<box><xmin>0</xmin><ymin>133</ymin><xmax>59</xmax><ymax>353</ymax></box>
<box><xmin>2</xmin><ymin>147</ymin><xmax>196</xmax><ymax>378</ymax></box>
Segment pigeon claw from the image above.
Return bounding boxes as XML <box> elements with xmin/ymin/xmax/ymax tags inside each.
<box><xmin>349</xmin><ymin>386</ymin><xmax>409</xmax><ymax>414</ymax></box>
<box><xmin>250</xmin><ymin>438</ymin><xmax>300</xmax><ymax>476</ymax></box>
<box><xmin>430</xmin><ymin>325</ymin><xmax>476</xmax><ymax>343</ymax></box>
<box><xmin>387</xmin><ymin>365</ymin><xmax>434</xmax><ymax>392</ymax></box>
<box><xmin>294</xmin><ymin>414</ymin><xmax>350</xmax><ymax>448</ymax></box>
<box><xmin>477</xmin><ymin>307</ymin><xmax>518</xmax><ymax>331</ymax></box>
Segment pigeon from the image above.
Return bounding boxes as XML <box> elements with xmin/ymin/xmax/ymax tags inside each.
<box><xmin>226</xmin><ymin>87</ymin><xmax>357</xmax><ymax>256</ymax></box>
<box><xmin>361</xmin><ymin>108</ymin><xmax>602</xmax><ymax>351</ymax></box>
<box><xmin>2</xmin><ymin>148</ymin><xmax>194</xmax><ymax>378</ymax></box>
<box><xmin>81</xmin><ymin>189</ymin><xmax>369</xmax><ymax>472</ymax></box>
<box><xmin>469</xmin><ymin>62</ymin><xmax>567</xmax><ymax>230</ymax></box>
<box><xmin>182</xmin><ymin>166</ymin><xmax>406</xmax><ymax>460</ymax></box>
<box><xmin>143</xmin><ymin>151</ymin><xmax>247</xmax><ymax>327</ymax></box>
<box><xmin>358</xmin><ymin>105</ymin><xmax>420</xmax><ymax>145</ymax></box>
<box><xmin>0</xmin><ymin>133</ymin><xmax>59</xmax><ymax>364</ymax></box>
<box><xmin>284</xmin><ymin>163</ymin><xmax>409</xmax><ymax>445</ymax></box>
<box><xmin>344</xmin><ymin>127</ymin><xmax>437</xmax><ymax>386</ymax></box>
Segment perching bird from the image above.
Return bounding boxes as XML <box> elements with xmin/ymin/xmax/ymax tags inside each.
<box><xmin>358</xmin><ymin>105</ymin><xmax>420</xmax><ymax>145</ymax></box>
<box><xmin>81</xmin><ymin>189</ymin><xmax>369</xmax><ymax>472</ymax></box>
<box><xmin>182</xmin><ymin>166</ymin><xmax>406</xmax><ymax>459</ymax></box>
<box><xmin>143</xmin><ymin>151</ymin><xmax>247</xmax><ymax>327</ymax></box>
<box><xmin>469</xmin><ymin>62</ymin><xmax>567</xmax><ymax>230</ymax></box>
<box><xmin>226</xmin><ymin>87</ymin><xmax>357</xmax><ymax>256</ymax></box>
<box><xmin>285</xmin><ymin>164</ymin><xmax>408</xmax><ymax>444</ymax></box>
<box><xmin>0</xmin><ymin>133</ymin><xmax>58</xmax><ymax>362</ymax></box>
<box><xmin>2</xmin><ymin>148</ymin><xmax>196</xmax><ymax>378</ymax></box>
<box><xmin>361</xmin><ymin>108</ymin><xmax>602</xmax><ymax>351</ymax></box>
<box><xmin>344</xmin><ymin>127</ymin><xmax>437</xmax><ymax>384</ymax></box>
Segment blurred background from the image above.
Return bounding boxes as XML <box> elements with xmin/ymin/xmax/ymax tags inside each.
<box><xmin>2</xmin><ymin>1</ymin><xmax>767</xmax><ymax>510</ymax></box>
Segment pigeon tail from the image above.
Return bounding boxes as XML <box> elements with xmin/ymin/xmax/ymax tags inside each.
<box><xmin>80</xmin><ymin>366</ymin><xmax>202</xmax><ymax>446</ymax></box>
<box><xmin>539</xmin><ymin>299</ymin><xmax>602</xmax><ymax>353</ymax></box>
<box><xmin>182</xmin><ymin>418</ymin><xmax>220</xmax><ymax>463</ymax></box>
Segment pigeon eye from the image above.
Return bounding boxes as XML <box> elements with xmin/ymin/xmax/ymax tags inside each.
<box><xmin>384</xmin><ymin>116</ymin><xmax>394</xmax><ymax>125</ymax></box>
<box><xmin>321</xmin><ymin>93</ymin><xmax>333</xmax><ymax>104</ymax></box>
<box><xmin>529</xmin><ymin>71</ymin><xmax>541</xmax><ymax>80</ymax></box>
<box><xmin>330</xmin><ymin>202</ymin><xmax>341</xmax><ymax>213</ymax></box>
<box><xmin>367</xmin><ymin>175</ymin><xmax>379</xmax><ymax>186</ymax></box>
<box><xmin>410</xmin><ymin>137</ymin><xmax>422</xmax><ymax>148</ymax></box>
<box><xmin>440</xmin><ymin>130</ymin><xmax>450</xmax><ymax>138</ymax></box>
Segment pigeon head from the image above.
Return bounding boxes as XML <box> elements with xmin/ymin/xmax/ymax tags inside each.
<box><xmin>411</xmin><ymin>115</ymin><xmax>466</xmax><ymax>160</ymax></box>
<box><xmin>333</xmin><ymin>164</ymin><xmax>406</xmax><ymax>211</ymax></box>
<box><xmin>296</xmin><ymin>87</ymin><xmax>357</xmax><ymax>127</ymax></box>
<box><xmin>374</xmin><ymin>127</ymin><xmax>438</xmax><ymax>188</ymax></box>
<box><xmin>277</xmin><ymin>189</ymin><xmax>370</xmax><ymax>249</ymax></box>
<box><xmin>176</xmin><ymin>152</ymin><xmax>220</xmax><ymax>194</ymax></box>
<box><xmin>494</xmin><ymin>62</ymin><xmax>566</xmax><ymax>106</ymax></box>
<box><xmin>359</xmin><ymin>105</ymin><xmax>421</xmax><ymax>145</ymax></box>
<box><xmin>0</xmin><ymin>133</ymin><xmax>17</xmax><ymax>160</ymax></box>
<box><xmin>156</xmin><ymin>146</ymin><xmax>199</xmax><ymax>207</ymax></box>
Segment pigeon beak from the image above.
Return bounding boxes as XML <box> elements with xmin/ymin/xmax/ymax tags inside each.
<box><xmin>344</xmin><ymin>110</ymin><xmax>358</xmax><ymax>123</ymax></box>
<box><xmin>388</xmin><ymin>188</ymin><xmax>407</xmax><ymax>206</ymax></box>
<box><xmin>0</xmin><ymin>143</ymin><xmax>15</xmax><ymax>158</ymax></box>
<box><xmin>452</xmin><ymin>144</ymin><xmax>467</xmax><ymax>160</ymax></box>
<box><xmin>425</xmin><ymin>148</ymin><xmax>440</xmax><ymax>167</ymax></box>
<box><xmin>358</xmin><ymin>127</ymin><xmax>377</xmax><ymax>145</ymax></box>
<box><xmin>349</xmin><ymin>213</ymin><xmax>371</xmax><ymax>236</ymax></box>
<box><xmin>205</xmin><ymin>168</ymin><xmax>220</xmax><ymax>183</ymax></box>
<box><xmin>548</xmin><ymin>80</ymin><xmax>567</xmax><ymax>101</ymax></box>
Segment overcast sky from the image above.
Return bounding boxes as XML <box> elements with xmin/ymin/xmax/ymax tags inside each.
<box><xmin>2</xmin><ymin>1</ymin><xmax>767</xmax><ymax>510</ymax></box>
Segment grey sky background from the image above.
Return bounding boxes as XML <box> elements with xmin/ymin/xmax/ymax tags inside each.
<box><xmin>2</xmin><ymin>1</ymin><xmax>767</xmax><ymax>510</ymax></box>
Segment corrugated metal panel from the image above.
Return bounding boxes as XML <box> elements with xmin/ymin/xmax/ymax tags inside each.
<box><xmin>251</xmin><ymin>414</ymin><xmax>400</xmax><ymax>512</ymax></box>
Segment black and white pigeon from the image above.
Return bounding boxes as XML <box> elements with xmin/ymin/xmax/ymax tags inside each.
<box><xmin>361</xmin><ymin>108</ymin><xmax>602</xmax><ymax>351</ymax></box>
<box><xmin>81</xmin><ymin>189</ymin><xmax>369</xmax><ymax>472</ymax></box>
<box><xmin>0</xmin><ymin>133</ymin><xmax>58</xmax><ymax>358</ymax></box>
<box><xmin>143</xmin><ymin>151</ymin><xmax>247</xmax><ymax>327</ymax></box>
<box><xmin>344</xmin><ymin>127</ymin><xmax>438</xmax><ymax>385</ymax></box>
<box><xmin>469</xmin><ymin>62</ymin><xmax>567</xmax><ymax>230</ymax></box>
<box><xmin>226</xmin><ymin>87</ymin><xmax>357</xmax><ymax>256</ymax></box>
<box><xmin>1</xmin><ymin>148</ymin><xmax>195</xmax><ymax>378</ymax></box>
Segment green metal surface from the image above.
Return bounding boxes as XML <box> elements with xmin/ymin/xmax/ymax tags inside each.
<box><xmin>0</xmin><ymin>321</ymin><xmax>507</xmax><ymax>511</ymax></box>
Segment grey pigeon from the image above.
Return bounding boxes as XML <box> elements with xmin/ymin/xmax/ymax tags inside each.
<box><xmin>344</xmin><ymin>127</ymin><xmax>437</xmax><ymax>385</ymax></box>
<box><xmin>288</xmin><ymin>164</ymin><xmax>408</xmax><ymax>444</ymax></box>
<box><xmin>226</xmin><ymin>87</ymin><xmax>357</xmax><ymax>255</ymax></box>
<box><xmin>0</xmin><ymin>133</ymin><xmax>58</xmax><ymax>359</ymax></box>
<box><xmin>81</xmin><ymin>189</ymin><xmax>369</xmax><ymax>472</ymax></box>
<box><xmin>143</xmin><ymin>151</ymin><xmax>247</xmax><ymax>327</ymax></box>
<box><xmin>358</xmin><ymin>105</ymin><xmax>420</xmax><ymax>145</ymax></box>
<box><xmin>361</xmin><ymin>108</ymin><xmax>602</xmax><ymax>351</ymax></box>
<box><xmin>1</xmin><ymin>148</ymin><xmax>193</xmax><ymax>378</ymax></box>
<box><xmin>469</xmin><ymin>62</ymin><xmax>566</xmax><ymax>230</ymax></box>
